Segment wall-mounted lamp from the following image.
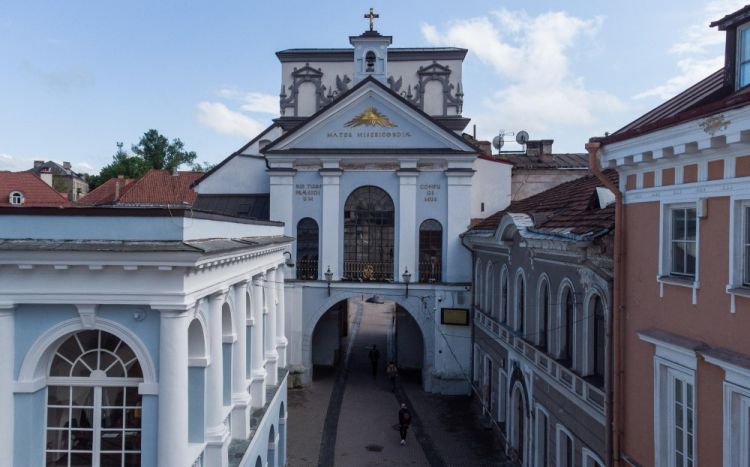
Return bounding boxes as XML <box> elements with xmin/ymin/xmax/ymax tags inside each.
<box><xmin>324</xmin><ymin>266</ymin><xmax>333</xmax><ymax>296</ymax></box>
<box><xmin>402</xmin><ymin>267</ymin><xmax>412</xmax><ymax>298</ymax></box>
<box><xmin>283</xmin><ymin>251</ymin><xmax>295</xmax><ymax>268</ymax></box>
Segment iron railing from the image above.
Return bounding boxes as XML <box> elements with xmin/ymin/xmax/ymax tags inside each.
<box><xmin>418</xmin><ymin>261</ymin><xmax>442</xmax><ymax>283</ymax></box>
<box><xmin>295</xmin><ymin>259</ymin><xmax>319</xmax><ymax>280</ymax></box>
<box><xmin>342</xmin><ymin>260</ymin><xmax>394</xmax><ymax>281</ymax></box>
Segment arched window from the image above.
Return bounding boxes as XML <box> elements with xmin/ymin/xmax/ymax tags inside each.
<box><xmin>10</xmin><ymin>190</ymin><xmax>24</xmax><ymax>205</ymax></box>
<box><xmin>474</xmin><ymin>259</ymin><xmax>483</xmax><ymax>307</ymax></box>
<box><xmin>343</xmin><ymin>186</ymin><xmax>394</xmax><ymax>281</ymax></box>
<box><xmin>516</xmin><ymin>273</ymin><xmax>526</xmax><ymax>334</ymax></box>
<box><xmin>296</xmin><ymin>218</ymin><xmax>319</xmax><ymax>280</ymax></box>
<box><xmin>365</xmin><ymin>51</ymin><xmax>376</xmax><ymax>72</ymax></box>
<box><xmin>538</xmin><ymin>279</ymin><xmax>551</xmax><ymax>350</ymax></box>
<box><xmin>418</xmin><ymin>219</ymin><xmax>442</xmax><ymax>283</ymax></box>
<box><xmin>500</xmin><ymin>268</ymin><xmax>509</xmax><ymax>323</ymax></box>
<box><xmin>592</xmin><ymin>295</ymin><xmax>606</xmax><ymax>380</ymax></box>
<box><xmin>485</xmin><ymin>262</ymin><xmax>494</xmax><ymax>314</ymax></box>
<box><xmin>561</xmin><ymin>286</ymin><xmax>575</xmax><ymax>365</ymax></box>
<box><xmin>46</xmin><ymin>330</ymin><xmax>143</xmax><ymax>465</ymax></box>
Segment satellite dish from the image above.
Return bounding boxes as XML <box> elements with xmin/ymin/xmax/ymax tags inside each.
<box><xmin>492</xmin><ymin>135</ymin><xmax>504</xmax><ymax>150</ymax></box>
<box><xmin>516</xmin><ymin>131</ymin><xmax>529</xmax><ymax>145</ymax></box>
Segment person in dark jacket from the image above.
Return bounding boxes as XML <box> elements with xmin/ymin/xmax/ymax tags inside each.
<box><xmin>368</xmin><ymin>344</ymin><xmax>380</xmax><ymax>378</ymax></box>
<box><xmin>398</xmin><ymin>403</ymin><xmax>412</xmax><ymax>445</ymax></box>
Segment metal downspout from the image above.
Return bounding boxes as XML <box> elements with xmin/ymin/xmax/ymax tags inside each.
<box><xmin>586</xmin><ymin>140</ymin><xmax>623</xmax><ymax>467</ymax></box>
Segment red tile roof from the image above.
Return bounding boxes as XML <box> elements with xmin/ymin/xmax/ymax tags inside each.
<box><xmin>79</xmin><ymin>170</ymin><xmax>202</xmax><ymax>206</ymax></box>
<box><xmin>470</xmin><ymin>169</ymin><xmax>618</xmax><ymax>238</ymax></box>
<box><xmin>0</xmin><ymin>172</ymin><xmax>75</xmax><ymax>208</ymax></box>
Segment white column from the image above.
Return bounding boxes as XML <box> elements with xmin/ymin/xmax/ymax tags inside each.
<box><xmin>204</xmin><ymin>291</ymin><xmax>229</xmax><ymax>467</ymax></box>
<box><xmin>397</xmin><ymin>169</ymin><xmax>419</xmax><ymax>281</ymax></box>
<box><xmin>445</xmin><ymin>169</ymin><xmax>474</xmax><ymax>282</ymax></box>
<box><xmin>157</xmin><ymin>306</ymin><xmax>189</xmax><ymax>467</ymax></box>
<box><xmin>320</xmin><ymin>167</ymin><xmax>343</xmax><ymax>279</ymax></box>
<box><xmin>0</xmin><ymin>305</ymin><xmax>14</xmax><ymax>467</ymax></box>
<box><xmin>265</xmin><ymin>268</ymin><xmax>279</xmax><ymax>385</ymax></box>
<box><xmin>275</xmin><ymin>267</ymin><xmax>288</xmax><ymax>368</ymax></box>
<box><xmin>250</xmin><ymin>275</ymin><xmax>267</xmax><ymax>408</ymax></box>
<box><xmin>231</xmin><ymin>280</ymin><xmax>251</xmax><ymax>439</ymax></box>
<box><xmin>269</xmin><ymin>168</ymin><xmax>297</xmax><ymax>238</ymax></box>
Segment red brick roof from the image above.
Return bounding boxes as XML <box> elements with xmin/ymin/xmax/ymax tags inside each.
<box><xmin>79</xmin><ymin>170</ymin><xmax>202</xmax><ymax>206</ymax></box>
<box><xmin>0</xmin><ymin>172</ymin><xmax>75</xmax><ymax>207</ymax></box>
<box><xmin>470</xmin><ymin>169</ymin><xmax>618</xmax><ymax>238</ymax></box>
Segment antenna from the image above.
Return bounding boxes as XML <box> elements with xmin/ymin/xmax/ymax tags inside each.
<box><xmin>116</xmin><ymin>142</ymin><xmax>123</xmax><ymax>152</ymax></box>
<box><xmin>492</xmin><ymin>129</ymin><xmax>505</xmax><ymax>150</ymax></box>
<box><xmin>515</xmin><ymin>131</ymin><xmax>529</xmax><ymax>145</ymax></box>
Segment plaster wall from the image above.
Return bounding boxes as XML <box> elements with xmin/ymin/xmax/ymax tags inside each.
<box><xmin>194</xmin><ymin>155</ymin><xmax>269</xmax><ymax>194</ymax></box>
<box><xmin>510</xmin><ymin>169</ymin><xmax>588</xmax><ymax>202</ymax></box>
<box><xmin>471</xmin><ymin>158</ymin><xmax>512</xmax><ymax>220</ymax></box>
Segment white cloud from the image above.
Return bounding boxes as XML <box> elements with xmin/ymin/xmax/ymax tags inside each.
<box><xmin>637</xmin><ymin>0</ymin><xmax>743</xmax><ymax>100</ymax></box>
<box><xmin>0</xmin><ymin>152</ymin><xmax>34</xmax><ymax>172</ymax></box>
<box><xmin>218</xmin><ymin>89</ymin><xmax>278</xmax><ymax>114</ymax></box>
<box><xmin>196</xmin><ymin>101</ymin><xmax>267</xmax><ymax>138</ymax></box>
<box><xmin>421</xmin><ymin>9</ymin><xmax>626</xmax><ymax>135</ymax></box>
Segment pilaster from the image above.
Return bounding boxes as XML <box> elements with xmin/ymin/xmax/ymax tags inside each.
<box><xmin>156</xmin><ymin>305</ymin><xmax>190</xmax><ymax>467</ymax></box>
<box><xmin>320</xmin><ymin>168</ymin><xmax>343</xmax><ymax>280</ymax></box>
<box><xmin>250</xmin><ymin>275</ymin><xmax>267</xmax><ymax>408</ymax></box>
<box><xmin>445</xmin><ymin>168</ymin><xmax>474</xmax><ymax>282</ymax></box>
<box><xmin>265</xmin><ymin>268</ymin><xmax>279</xmax><ymax>386</ymax></box>
<box><xmin>397</xmin><ymin>169</ymin><xmax>419</xmax><ymax>281</ymax></box>
<box><xmin>275</xmin><ymin>267</ymin><xmax>288</xmax><ymax>368</ymax></box>
<box><xmin>231</xmin><ymin>280</ymin><xmax>251</xmax><ymax>439</ymax></box>
<box><xmin>269</xmin><ymin>168</ymin><xmax>297</xmax><ymax>238</ymax></box>
<box><xmin>204</xmin><ymin>290</ymin><xmax>229</xmax><ymax>467</ymax></box>
<box><xmin>0</xmin><ymin>304</ymin><xmax>14</xmax><ymax>467</ymax></box>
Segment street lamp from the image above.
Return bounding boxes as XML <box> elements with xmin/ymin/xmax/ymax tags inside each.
<box><xmin>402</xmin><ymin>267</ymin><xmax>412</xmax><ymax>298</ymax></box>
<box><xmin>324</xmin><ymin>266</ymin><xmax>333</xmax><ymax>296</ymax></box>
<box><xmin>283</xmin><ymin>251</ymin><xmax>295</xmax><ymax>268</ymax></box>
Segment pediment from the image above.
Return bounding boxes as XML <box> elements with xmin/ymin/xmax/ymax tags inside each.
<box><xmin>264</xmin><ymin>79</ymin><xmax>477</xmax><ymax>154</ymax></box>
<box><xmin>292</xmin><ymin>64</ymin><xmax>324</xmax><ymax>78</ymax></box>
<box><xmin>418</xmin><ymin>62</ymin><xmax>452</xmax><ymax>76</ymax></box>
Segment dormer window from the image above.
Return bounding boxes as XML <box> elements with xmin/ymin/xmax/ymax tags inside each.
<box><xmin>9</xmin><ymin>190</ymin><xmax>24</xmax><ymax>205</ymax></box>
<box><xmin>739</xmin><ymin>24</ymin><xmax>750</xmax><ymax>88</ymax></box>
<box><xmin>365</xmin><ymin>51</ymin><xmax>376</xmax><ymax>72</ymax></box>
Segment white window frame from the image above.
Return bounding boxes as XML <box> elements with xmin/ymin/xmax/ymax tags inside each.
<box><xmin>582</xmin><ymin>447</ymin><xmax>605</xmax><ymax>467</ymax></box>
<box><xmin>738</xmin><ymin>23</ymin><xmax>750</xmax><ymax>90</ymax></box>
<box><xmin>536</xmin><ymin>275</ymin><xmax>551</xmax><ymax>350</ymax></box>
<box><xmin>639</xmin><ymin>331</ymin><xmax>699</xmax><ymax>467</ymax></box>
<box><xmin>9</xmin><ymin>190</ymin><xmax>24</xmax><ymax>205</ymax></box>
<box><xmin>727</xmin><ymin>198</ymin><xmax>750</xmax><ymax>312</ymax></box>
<box><xmin>557</xmin><ymin>279</ymin><xmax>577</xmax><ymax>366</ymax></box>
<box><xmin>556</xmin><ymin>424</ymin><xmax>575</xmax><ymax>467</ymax></box>
<box><xmin>500</xmin><ymin>265</ymin><xmax>509</xmax><ymax>323</ymax></box>
<box><xmin>583</xmin><ymin>289</ymin><xmax>607</xmax><ymax>379</ymax></box>
<box><xmin>514</xmin><ymin>268</ymin><xmax>526</xmax><ymax>334</ymax></box>
<box><xmin>658</xmin><ymin>202</ymin><xmax>700</xmax><ymax>304</ymax></box>
<box><xmin>534</xmin><ymin>404</ymin><xmax>550</xmax><ymax>467</ymax></box>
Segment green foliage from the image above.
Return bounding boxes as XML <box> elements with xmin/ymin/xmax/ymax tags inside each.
<box><xmin>131</xmin><ymin>129</ymin><xmax>197</xmax><ymax>170</ymax></box>
<box><xmin>191</xmin><ymin>161</ymin><xmax>217</xmax><ymax>172</ymax></box>
<box><xmin>52</xmin><ymin>175</ymin><xmax>70</xmax><ymax>193</ymax></box>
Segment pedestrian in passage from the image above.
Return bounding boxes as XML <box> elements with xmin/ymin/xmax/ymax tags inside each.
<box><xmin>398</xmin><ymin>403</ymin><xmax>412</xmax><ymax>445</ymax></box>
<box><xmin>368</xmin><ymin>344</ymin><xmax>380</xmax><ymax>378</ymax></box>
<box><xmin>387</xmin><ymin>360</ymin><xmax>398</xmax><ymax>392</ymax></box>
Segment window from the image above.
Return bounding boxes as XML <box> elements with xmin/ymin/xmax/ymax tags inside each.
<box><xmin>560</xmin><ymin>286</ymin><xmax>575</xmax><ymax>364</ymax></box>
<box><xmin>46</xmin><ymin>330</ymin><xmax>143</xmax><ymax>466</ymax></box>
<box><xmin>739</xmin><ymin>25</ymin><xmax>750</xmax><ymax>89</ymax></box>
<box><xmin>654</xmin><ymin>357</ymin><xmax>696</xmax><ymax>467</ymax></box>
<box><xmin>670</xmin><ymin>207</ymin><xmax>697</xmax><ymax>278</ymax></box>
<box><xmin>670</xmin><ymin>372</ymin><xmax>695</xmax><ymax>467</ymax></box>
<box><xmin>723</xmin><ymin>381</ymin><xmax>750</xmax><ymax>466</ymax></box>
<box><xmin>10</xmin><ymin>190</ymin><xmax>24</xmax><ymax>205</ymax></box>
<box><xmin>365</xmin><ymin>51</ymin><xmax>376</xmax><ymax>72</ymax></box>
<box><xmin>592</xmin><ymin>295</ymin><xmax>606</xmax><ymax>381</ymax></box>
<box><xmin>343</xmin><ymin>186</ymin><xmax>394</xmax><ymax>281</ymax></box>
<box><xmin>582</xmin><ymin>448</ymin><xmax>605</xmax><ymax>467</ymax></box>
<box><xmin>516</xmin><ymin>273</ymin><xmax>526</xmax><ymax>334</ymax></box>
<box><xmin>744</xmin><ymin>206</ymin><xmax>750</xmax><ymax>286</ymax></box>
<box><xmin>498</xmin><ymin>371</ymin><xmax>507</xmax><ymax>424</ymax></box>
<box><xmin>556</xmin><ymin>425</ymin><xmax>574</xmax><ymax>467</ymax></box>
<box><xmin>535</xmin><ymin>406</ymin><xmax>549</xmax><ymax>467</ymax></box>
<box><xmin>500</xmin><ymin>268</ymin><xmax>509</xmax><ymax>323</ymax></box>
<box><xmin>538</xmin><ymin>279</ymin><xmax>550</xmax><ymax>350</ymax></box>
<box><xmin>418</xmin><ymin>219</ymin><xmax>442</xmax><ymax>283</ymax></box>
<box><xmin>474</xmin><ymin>259</ymin><xmax>483</xmax><ymax>308</ymax></box>
<box><xmin>485</xmin><ymin>262</ymin><xmax>495</xmax><ymax>317</ymax></box>
<box><xmin>296</xmin><ymin>218</ymin><xmax>319</xmax><ymax>280</ymax></box>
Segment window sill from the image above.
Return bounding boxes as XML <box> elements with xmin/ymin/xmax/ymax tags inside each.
<box><xmin>657</xmin><ymin>275</ymin><xmax>700</xmax><ymax>304</ymax></box>
<box><xmin>726</xmin><ymin>286</ymin><xmax>750</xmax><ymax>313</ymax></box>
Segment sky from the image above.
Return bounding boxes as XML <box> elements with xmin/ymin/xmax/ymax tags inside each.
<box><xmin>0</xmin><ymin>0</ymin><xmax>744</xmax><ymax>175</ymax></box>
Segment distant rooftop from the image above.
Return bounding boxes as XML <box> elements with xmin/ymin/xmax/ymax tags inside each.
<box><xmin>79</xmin><ymin>169</ymin><xmax>202</xmax><ymax>206</ymax></box>
<box><xmin>0</xmin><ymin>172</ymin><xmax>75</xmax><ymax>208</ymax></box>
<box><xmin>276</xmin><ymin>47</ymin><xmax>468</xmax><ymax>62</ymax></box>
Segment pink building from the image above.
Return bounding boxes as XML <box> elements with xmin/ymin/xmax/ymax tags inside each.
<box><xmin>592</xmin><ymin>6</ymin><xmax>750</xmax><ymax>466</ymax></box>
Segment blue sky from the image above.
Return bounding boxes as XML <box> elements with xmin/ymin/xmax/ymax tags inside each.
<box><xmin>0</xmin><ymin>0</ymin><xmax>742</xmax><ymax>174</ymax></box>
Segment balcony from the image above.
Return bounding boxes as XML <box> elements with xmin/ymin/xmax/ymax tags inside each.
<box><xmin>342</xmin><ymin>260</ymin><xmax>394</xmax><ymax>282</ymax></box>
<box><xmin>295</xmin><ymin>259</ymin><xmax>319</xmax><ymax>280</ymax></box>
<box><xmin>418</xmin><ymin>261</ymin><xmax>442</xmax><ymax>283</ymax></box>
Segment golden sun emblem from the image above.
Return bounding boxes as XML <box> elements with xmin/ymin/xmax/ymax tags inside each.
<box><xmin>344</xmin><ymin>107</ymin><xmax>397</xmax><ymax>128</ymax></box>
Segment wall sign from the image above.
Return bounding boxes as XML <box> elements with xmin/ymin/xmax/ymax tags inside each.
<box><xmin>441</xmin><ymin>308</ymin><xmax>469</xmax><ymax>326</ymax></box>
<box><xmin>295</xmin><ymin>184</ymin><xmax>321</xmax><ymax>202</ymax></box>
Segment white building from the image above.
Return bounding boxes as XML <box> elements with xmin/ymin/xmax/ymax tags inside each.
<box><xmin>0</xmin><ymin>206</ymin><xmax>292</xmax><ymax>467</ymax></box>
<box><xmin>195</xmin><ymin>23</ymin><xmax>511</xmax><ymax>394</ymax></box>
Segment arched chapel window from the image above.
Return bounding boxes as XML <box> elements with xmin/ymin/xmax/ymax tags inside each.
<box><xmin>592</xmin><ymin>295</ymin><xmax>606</xmax><ymax>380</ymax></box>
<box><xmin>365</xmin><ymin>51</ymin><xmax>376</xmax><ymax>72</ymax></box>
<box><xmin>539</xmin><ymin>279</ymin><xmax>550</xmax><ymax>351</ymax></box>
<box><xmin>419</xmin><ymin>219</ymin><xmax>442</xmax><ymax>283</ymax></box>
<box><xmin>46</xmin><ymin>330</ymin><xmax>143</xmax><ymax>466</ymax></box>
<box><xmin>562</xmin><ymin>287</ymin><xmax>575</xmax><ymax>365</ymax></box>
<box><xmin>343</xmin><ymin>186</ymin><xmax>394</xmax><ymax>281</ymax></box>
<box><xmin>516</xmin><ymin>273</ymin><xmax>526</xmax><ymax>334</ymax></box>
<box><xmin>296</xmin><ymin>218</ymin><xmax>319</xmax><ymax>280</ymax></box>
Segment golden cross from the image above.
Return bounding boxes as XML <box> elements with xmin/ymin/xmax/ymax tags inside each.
<box><xmin>364</xmin><ymin>7</ymin><xmax>379</xmax><ymax>31</ymax></box>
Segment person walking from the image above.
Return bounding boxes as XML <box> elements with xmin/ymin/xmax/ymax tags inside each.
<box><xmin>387</xmin><ymin>360</ymin><xmax>398</xmax><ymax>392</ymax></box>
<box><xmin>398</xmin><ymin>403</ymin><xmax>412</xmax><ymax>445</ymax></box>
<box><xmin>368</xmin><ymin>344</ymin><xmax>380</xmax><ymax>378</ymax></box>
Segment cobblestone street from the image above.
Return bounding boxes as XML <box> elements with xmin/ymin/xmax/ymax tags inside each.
<box><xmin>287</xmin><ymin>300</ymin><xmax>506</xmax><ymax>466</ymax></box>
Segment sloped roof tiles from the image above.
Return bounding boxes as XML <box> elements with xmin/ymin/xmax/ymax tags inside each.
<box><xmin>0</xmin><ymin>172</ymin><xmax>75</xmax><ymax>207</ymax></box>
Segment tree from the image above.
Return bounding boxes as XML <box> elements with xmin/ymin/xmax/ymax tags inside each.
<box><xmin>89</xmin><ymin>149</ymin><xmax>152</xmax><ymax>189</ymax></box>
<box><xmin>131</xmin><ymin>129</ymin><xmax>197</xmax><ymax>170</ymax></box>
<box><xmin>191</xmin><ymin>161</ymin><xmax>217</xmax><ymax>173</ymax></box>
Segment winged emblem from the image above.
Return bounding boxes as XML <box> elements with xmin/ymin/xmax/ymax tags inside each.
<box><xmin>388</xmin><ymin>76</ymin><xmax>403</xmax><ymax>93</ymax></box>
<box><xmin>336</xmin><ymin>75</ymin><xmax>351</xmax><ymax>93</ymax></box>
<box><xmin>344</xmin><ymin>108</ymin><xmax>398</xmax><ymax>128</ymax></box>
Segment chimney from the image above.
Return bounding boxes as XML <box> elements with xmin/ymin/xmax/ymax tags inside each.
<box><xmin>171</xmin><ymin>167</ymin><xmax>179</xmax><ymax>177</ymax></box>
<box><xmin>114</xmin><ymin>180</ymin><xmax>120</xmax><ymax>202</ymax></box>
<box><xmin>63</xmin><ymin>161</ymin><xmax>71</xmax><ymax>170</ymax></box>
<box><xmin>478</xmin><ymin>140</ymin><xmax>492</xmax><ymax>157</ymax></box>
<box><xmin>525</xmin><ymin>140</ymin><xmax>542</xmax><ymax>157</ymax></box>
<box><xmin>39</xmin><ymin>169</ymin><xmax>53</xmax><ymax>187</ymax></box>
<box><xmin>539</xmin><ymin>139</ymin><xmax>555</xmax><ymax>163</ymax></box>
<box><xmin>34</xmin><ymin>160</ymin><xmax>44</xmax><ymax>168</ymax></box>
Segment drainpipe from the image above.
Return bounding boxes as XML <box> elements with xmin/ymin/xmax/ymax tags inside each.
<box><xmin>585</xmin><ymin>140</ymin><xmax>623</xmax><ymax>467</ymax></box>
